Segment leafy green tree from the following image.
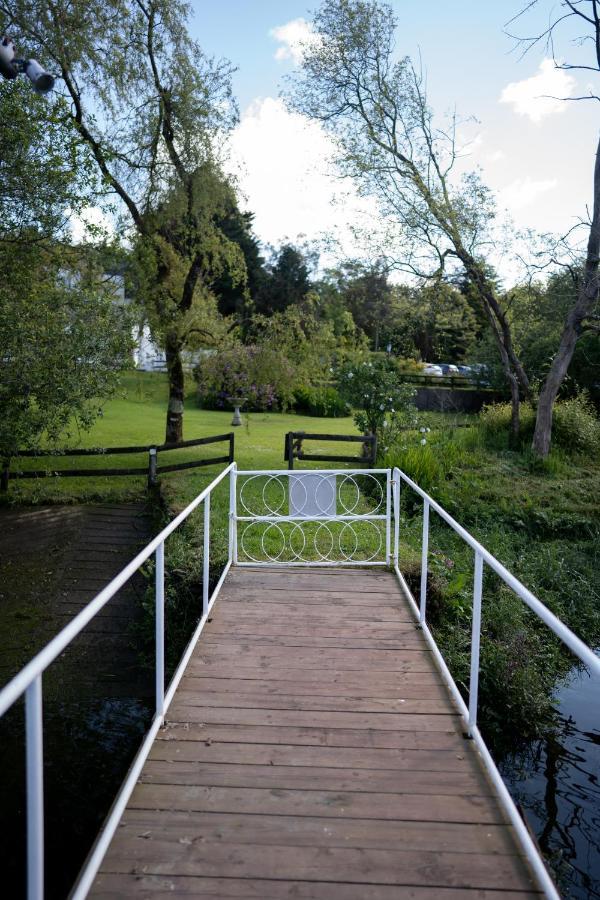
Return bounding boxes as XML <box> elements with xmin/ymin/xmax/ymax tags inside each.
<box><xmin>290</xmin><ymin>0</ymin><xmax>530</xmax><ymax>438</ymax></box>
<box><xmin>255</xmin><ymin>244</ymin><xmax>312</xmax><ymax>315</ymax></box>
<box><xmin>5</xmin><ymin>0</ymin><xmax>242</xmax><ymax>443</ymax></box>
<box><xmin>391</xmin><ymin>283</ymin><xmax>478</xmax><ymax>362</ymax></box>
<box><xmin>325</xmin><ymin>262</ymin><xmax>396</xmax><ymax>351</ymax></box>
<box><xmin>131</xmin><ymin>164</ymin><xmax>245</xmax><ymax>372</ymax></box>
<box><xmin>0</xmin><ymin>73</ymin><xmax>131</xmax><ymax>459</ymax></box>
<box><xmin>0</xmin><ymin>243</ymin><xmax>132</xmax><ymax>460</ymax></box>
<box><xmin>211</xmin><ymin>208</ymin><xmax>266</xmax><ymax>320</ymax></box>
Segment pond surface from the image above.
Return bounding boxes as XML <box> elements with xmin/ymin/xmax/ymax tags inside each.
<box><xmin>501</xmin><ymin>665</ymin><xmax>600</xmax><ymax>899</ymax></box>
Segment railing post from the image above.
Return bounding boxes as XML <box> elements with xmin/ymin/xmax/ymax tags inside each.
<box><xmin>393</xmin><ymin>468</ymin><xmax>400</xmax><ymax>567</ymax></box>
<box><xmin>385</xmin><ymin>469</ymin><xmax>391</xmax><ymax>566</ymax></box>
<box><xmin>229</xmin><ymin>464</ymin><xmax>237</xmax><ymax>565</ymax></box>
<box><xmin>203</xmin><ymin>495</ymin><xmax>210</xmax><ymax>616</ymax></box>
<box><xmin>147</xmin><ymin>447</ymin><xmax>157</xmax><ymax>488</ymax></box>
<box><xmin>420</xmin><ymin>499</ymin><xmax>430</xmax><ymax>624</ymax></box>
<box><xmin>155</xmin><ymin>541</ymin><xmax>165</xmax><ymax>717</ymax></box>
<box><xmin>468</xmin><ymin>551</ymin><xmax>484</xmax><ymax>736</ymax></box>
<box><xmin>26</xmin><ymin>676</ymin><xmax>44</xmax><ymax>900</ymax></box>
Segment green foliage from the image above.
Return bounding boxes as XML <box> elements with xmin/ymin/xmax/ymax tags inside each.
<box><xmin>195</xmin><ymin>344</ymin><xmax>296</xmax><ymax>411</ymax></box>
<box><xmin>337</xmin><ymin>356</ymin><xmax>417</xmax><ymax>450</ymax></box>
<box><xmin>390</xmin><ymin>282</ymin><xmax>478</xmax><ymax>362</ymax></box>
<box><xmin>479</xmin><ymin>395</ymin><xmax>600</xmax><ymax>455</ymax></box>
<box><xmin>0</xmin><ymin>244</ymin><xmax>133</xmax><ymax>459</ymax></box>
<box><xmin>293</xmin><ymin>385</ymin><xmax>350</xmax><ymax>417</ymax></box>
<box><xmin>254</xmin><ymin>243</ymin><xmax>312</xmax><ymax>315</ymax></box>
<box><xmin>247</xmin><ymin>306</ymin><xmax>339</xmax><ymax>385</ymax></box>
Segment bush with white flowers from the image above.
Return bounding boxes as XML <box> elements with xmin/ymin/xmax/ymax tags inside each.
<box><xmin>336</xmin><ymin>358</ymin><xmax>416</xmax><ymax>453</ymax></box>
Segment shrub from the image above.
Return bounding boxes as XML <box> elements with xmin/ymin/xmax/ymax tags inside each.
<box><xmin>336</xmin><ymin>357</ymin><xmax>417</xmax><ymax>451</ymax></box>
<box><xmin>195</xmin><ymin>344</ymin><xmax>296</xmax><ymax>412</ymax></box>
<box><xmin>293</xmin><ymin>385</ymin><xmax>350</xmax><ymax>418</ymax></box>
<box><xmin>552</xmin><ymin>393</ymin><xmax>600</xmax><ymax>454</ymax></box>
<box><xmin>479</xmin><ymin>394</ymin><xmax>600</xmax><ymax>455</ymax></box>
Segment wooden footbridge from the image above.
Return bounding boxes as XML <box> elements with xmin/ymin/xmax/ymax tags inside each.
<box><xmin>4</xmin><ymin>464</ymin><xmax>599</xmax><ymax>898</ymax></box>
<box><xmin>91</xmin><ymin>566</ymin><xmax>539</xmax><ymax>898</ymax></box>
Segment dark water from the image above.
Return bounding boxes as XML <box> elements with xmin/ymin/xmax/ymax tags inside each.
<box><xmin>0</xmin><ymin>696</ymin><xmax>152</xmax><ymax>899</ymax></box>
<box><xmin>501</xmin><ymin>665</ymin><xmax>600</xmax><ymax>899</ymax></box>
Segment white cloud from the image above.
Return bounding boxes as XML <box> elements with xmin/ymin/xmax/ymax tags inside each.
<box><xmin>228</xmin><ymin>97</ymin><xmax>377</xmax><ymax>257</ymax></box>
<box><xmin>488</xmin><ymin>150</ymin><xmax>505</xmax><ymax>163</ymax></box>
<box><xmin>270</xmin><ymin>18</ymin><xmax>317</xmax><ymax>65</ymax></box>
<box><xmin>499</xmin><ymin>58</ymin><xmax>576</xmax><ymax>123</ymax></box>
<box><xmin>499</xmin><ymin>176</ymin><xmax>558</xmax><ymax>212</ymax></box>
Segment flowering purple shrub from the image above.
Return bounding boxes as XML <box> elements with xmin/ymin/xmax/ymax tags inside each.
<box><xmin>195</xmin><ymin>344</ymin><xmax>296</xmax><ymax>412</ymax></box>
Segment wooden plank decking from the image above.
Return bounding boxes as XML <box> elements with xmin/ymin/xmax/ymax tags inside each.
<box><xmin>90</xmin><ymin>567</ymin><xmax>542</xmax><ymax>898</ymax></box>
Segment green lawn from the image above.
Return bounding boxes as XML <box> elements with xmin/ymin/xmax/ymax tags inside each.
<box><xmin>3</xmin><ymin>372</ymin><xmax>362</xmax><ymax>505</ymax></box>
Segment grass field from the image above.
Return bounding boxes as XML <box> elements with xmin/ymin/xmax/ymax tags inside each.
<box><xmin>2</xmin><ymin>372</ymin><xmax>364</xmax><ymax>505</ymax></box>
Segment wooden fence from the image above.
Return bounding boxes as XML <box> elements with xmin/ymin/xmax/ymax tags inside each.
<box><xmin>284</xmin><ymin>432</ymin><xmax>377</xmax><ymax>469</ymax></box>
<box><xmin>1</xmin><ymin>433</ymin><xmax>234</xmax><ymax>491</ymax></box>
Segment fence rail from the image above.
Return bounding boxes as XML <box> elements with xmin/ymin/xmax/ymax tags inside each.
<box><xmin>391</xmin><ymin>466</ymin><xmax>600</xmax><ymax>900</ymax></box>
<box><xmin>284</xmin><ymin>431</ymin><xmax>377</xmax><ymax>469</ymax></box>
<box><xmin>0</xmin><ymin>462</ymin><xmax>237</xmax><ymax>900</ymax></box>
<box><xmin>1</xmin><ymin>433</ymin><xmax>234</xmax><ymax>490</ymax></box>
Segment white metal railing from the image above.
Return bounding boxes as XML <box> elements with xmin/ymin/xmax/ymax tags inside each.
<box><xmin>0</xmin><ymin>462</ymin><xmax>237</xmax><ymax>900</ymax></box>
<box><xmin>234</xmin><ymin>468</ymin><xmax>392</xmax><ymax>566</ymax></box>
<box><xmin>3</xmin><ymin>462</ymin><xmax>598</xmax><ymax>900</ymax></box>
<box><xmin>392</xmin><ymin>466</ymin><xmax>600</xmax><ymax>900</ymax></box>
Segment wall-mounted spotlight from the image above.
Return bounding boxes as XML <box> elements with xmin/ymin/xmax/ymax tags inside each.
<box><xmin>0</xmin><ymin>36</ymin><xmax>55</xmax><ymax>94</ymax></box>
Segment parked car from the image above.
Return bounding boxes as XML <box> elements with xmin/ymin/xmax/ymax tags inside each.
<box><xmin>457</xmin><ymin>365</ymin><xmax>472</xmax><ymax>377</ymax></box>
<box><xmin>422</xmin><ymin>364</ymin><xmax>444</xmax><ymax>376</ymax></box>
<box><xmin>439</xmin><ymin>363</ymin><xmax>460</xmax><ymax>375</ymax></box>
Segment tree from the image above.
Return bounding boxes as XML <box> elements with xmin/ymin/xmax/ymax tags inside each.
<box><xmin>4</xmin><ymin>0</ymin><xmax>242</xmax><ymax>443</ymax></box>
<box><xmin>254</xmin><ymin>244</ymin><xmax>312</xmax><ymax>315</ymax></box>
<box><xmin>0</xmin><ymin>74</ymin><xmax>131</xmax><ymax>459</ymax></box>
<box><xmin>508</xmin><ymin>1</ymin><xmax>600</xmax><ymax>456</ymax></box>
<box><xmin>392</xmin><ymin>283</ymin><xmax>478</xmax><ymax>362</ymax></box>
<box><xmin>131</xmin><ymin>164</ymin><xmax>245</xmax><ymax>376</ymax></box>
<box><xmin>326</xmin><ymin>262</ymin><xmax>396</xmax><ymax>350</ymax></box>
<box><xmin>290</xmin><ymin>0</ymin><xmax>530</xmax><ymax>437</ymax></box>
<box><xmin>210</xmin><ymin>207</ymin><xmax>266</xmax><ymax>320</ymax></box>
<box><xmin>0</xmin><ymin>245</ymin><xmax>132</xmax><ymax>460</ymax></box>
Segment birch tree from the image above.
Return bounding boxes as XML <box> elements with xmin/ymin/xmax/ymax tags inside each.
<box><xmin>289</xmin><ymin>0</ymin><xmax>530</xmax><ymax>437</ymax></box>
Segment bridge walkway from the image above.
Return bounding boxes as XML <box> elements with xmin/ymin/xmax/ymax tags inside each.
<box><xmin>90</xmin><ymin>566</ymin><xmax>541</xmax><ymax>898</ymax></box>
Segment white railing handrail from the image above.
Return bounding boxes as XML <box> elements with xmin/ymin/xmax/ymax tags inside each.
<box><xmin>0</xmin><ymin>462</ymin><xmax>235</xmax><ymax>719</ymax></box>
<box><xmin>394</xmin><ymin>467</ymin><xmax>600</xmax><ymax>678</ymax></box>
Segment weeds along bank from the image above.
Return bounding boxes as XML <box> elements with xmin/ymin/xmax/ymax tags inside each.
<box><xmin>383</xmin><ymin>396</ymin><xmax>600</xmax><ymax>755</ymax></box>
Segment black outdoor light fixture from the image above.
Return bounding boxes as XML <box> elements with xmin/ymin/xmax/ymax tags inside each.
<box><xmin>0</xmin><ymin>36</ymin><xmax>55</xmax><ymax>94</ymax></box>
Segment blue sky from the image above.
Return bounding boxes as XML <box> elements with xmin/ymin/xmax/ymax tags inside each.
<box><xmin>185</xmin><ymin>2</ymin><xmax>598</xmax><ymax>275</ymax></box>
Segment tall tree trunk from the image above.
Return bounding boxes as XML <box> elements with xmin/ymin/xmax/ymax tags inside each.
<box><xmin>165</xmin><ymin>332</ymin><xmax>185</xmax><ymax>444</ymax></box>
<box><xmin>532</xmin><ymin>134</ymin><xmax>600</xmax><ymax>458</ymax></box>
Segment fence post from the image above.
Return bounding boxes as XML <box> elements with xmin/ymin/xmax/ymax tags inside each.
<box><xmin>393</xmin><ymin>468</ymin><xmax>400</xmax><ymax>567</ymax></box>
<box><xmin>229</xmin><ymin>464</ymin><xmax>237</xmax><ymax>564</ymax></box>
<box><xmin>468</xmin><ymin>551</ymin><xmax>484</xmax><ymax>736</ymax></box>
<box><xmin>228</xmin><ymin>433</ymin><xmax>234</xmax><ymax>464</ymax></box>
<box><xmin>1</xmin><ymin>459</ymin><xmax>9</xmax><ymax>492</ymax></box>
<box><xmin>147</xmin><ymin>447</ymin><xmax>157</xmax><ymax>488</ymax></box>
<box><xmin>385</xmin><ymin>470</ymin><xmax>391</xmax><ymax>566</ymax></box>
<box><xmin>420</xmin><ymin>500</ymin><xmax>430</xmax><ymax>624</ymax></box>
<box><xmin>155</xmin><ymin>541</ymin><xmax>165</xmax><ymax>717</ymax></box>
<box><xmin>203</xmin><ymin>495</ymin><xmax>210</xmax><ymax>617</ymax></box>
<box><xmin>286</xmin><ymin>432</ymin><xmax>294</xmax><ymax>470</ymax></box>
<box><xmin>26</xmin><ymin>675</ymin><xmax>44</xmax><ymax>900</ymax></box>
